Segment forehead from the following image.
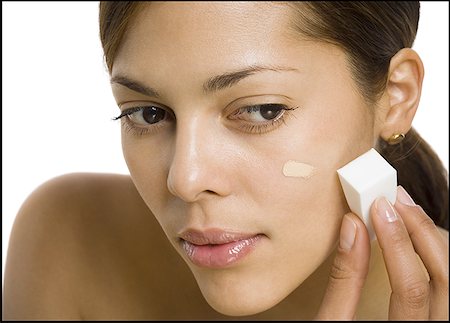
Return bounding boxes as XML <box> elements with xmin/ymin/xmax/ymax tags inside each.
<box><xmin>112</xmin><ymin>2</ymin><xmax>298</xmax><ymax>76</ymax></box>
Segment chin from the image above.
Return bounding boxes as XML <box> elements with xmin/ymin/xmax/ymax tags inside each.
<box><xmin>191</xmin><ymin>267</ymin><xmax>296</xmax><ymax>317</ymax></box>
<box><xmin>202</xmin><ymin>289</ymin><xmax>282</xmax><ymax>317</ymax></box>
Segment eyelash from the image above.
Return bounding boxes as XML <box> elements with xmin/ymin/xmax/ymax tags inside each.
<box><xmin>113</xmin><ymin>104</ymin><xmax>299</xmax><ymax>136</ymax></box>
<box><xmin>230</xmin><ymin>104</ymin><xmax>298</xmax><ymax>134</ymax></box>
<box><xmin>113</xmin><ymin>106</ymin><xmax>170</xmax><ymax>136</ymax></box>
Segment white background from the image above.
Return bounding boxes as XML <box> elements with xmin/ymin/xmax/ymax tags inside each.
<box><xmin>2</xmin><ymin>2</ymin><xmax>449</xmax><ymax>286</ymax></box>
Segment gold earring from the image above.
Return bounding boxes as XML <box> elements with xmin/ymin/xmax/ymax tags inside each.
<box><xmin>387</xmin><ymin>133</ymin><xmax>405</xmax><ymax>145</ymax></box>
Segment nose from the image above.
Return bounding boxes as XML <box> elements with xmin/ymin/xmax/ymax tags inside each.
<box><xmin>167</xmin><ymin>115</ymin><xmax>231</xmax><ymax>202</ymax></box>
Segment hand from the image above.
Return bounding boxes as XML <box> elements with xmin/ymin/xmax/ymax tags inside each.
<box><xmin>315</xmin><ymin>185</ymin><xmax>449</xmax><ymax>320</ymax></box>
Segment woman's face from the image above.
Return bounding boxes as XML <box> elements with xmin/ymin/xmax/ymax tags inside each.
<box><xmin>111</xmin><ymin>2</ymin><xmax>380</xmax><ymax>316</ymax></box>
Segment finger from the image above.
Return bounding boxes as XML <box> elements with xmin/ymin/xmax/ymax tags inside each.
<box><xmin>371</xmin><ymin>196</ymin><xmax>430</xmax><ymax>320</ymax></box>
<box><xmin>316</xmin><ymin>213</ymin><xmax>370</xmax><ymax>320</ymax></box>
<box><xmin>394</xmin><ymin>185</ymin><xmax>449</xmax><ymax>320</ymax></box>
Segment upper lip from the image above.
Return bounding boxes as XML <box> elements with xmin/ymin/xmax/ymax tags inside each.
<box><xmin>178</xmin><ymin>228</ymin><xmax>260</xmax><ymax>245</ymax></box>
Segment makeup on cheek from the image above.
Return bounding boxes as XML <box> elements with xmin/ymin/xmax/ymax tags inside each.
<box><xmin>282</xmin><ymin>160</ymin><xmax>316</xmax><ymax>179</ymax></box>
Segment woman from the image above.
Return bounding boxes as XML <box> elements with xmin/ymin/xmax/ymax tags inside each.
<box><xmin>4</xmin><ymin>1</ymin><xmax>448</xmax><ymax>320</ymax></box>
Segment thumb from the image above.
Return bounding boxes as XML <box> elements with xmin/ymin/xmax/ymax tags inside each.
<box><xmin>315</xmin><ymin>213</ymin><xmax>371</xmax><ymax>320</ymax></box>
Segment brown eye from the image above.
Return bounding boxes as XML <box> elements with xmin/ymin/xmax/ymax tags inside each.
<box><xmin>259</xmin><ymin>104</ymin><xmax>284</xmax><ymax>120</ymax></box>
<box><xmin>141</xmin><ymin>107</ymin><xmax>166</xmax><ymax>124</ymax></box>
<box><xmin>114</xmin><ymin>105</ymin><xmax>172</xmax><ymax>136</ymax></box>
<box><xmin>227</xmin><ymin>103</ymin><xmax>298</xmax><ymax>135</ymax></box>
<box><xmin>231</xmin><ymin>104</ymin><xmax>289</xmax><ymax>123</ymax></box>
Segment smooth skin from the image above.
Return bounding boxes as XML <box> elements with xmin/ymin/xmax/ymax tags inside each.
<box><xmin>3</xmin><ymin>2</ymin><xmax>448</xmax><ymax>320</ymax></box>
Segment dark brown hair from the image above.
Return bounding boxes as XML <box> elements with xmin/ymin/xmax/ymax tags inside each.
<box><xmin>99</xmin><ymin>1</ymin><xmax>448</xmax><ymax>229</ymax></box>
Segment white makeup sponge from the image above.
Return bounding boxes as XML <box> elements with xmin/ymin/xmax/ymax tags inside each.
<box><xmin>337</xmin><ymin>148</ymin><xmax>397</xmax><ymax>240</ymax></box>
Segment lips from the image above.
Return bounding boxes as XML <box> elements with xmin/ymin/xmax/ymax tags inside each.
<box><xmin>179</xmin><ymin>229</ymin><xmax>263</xmax><ymax>269</ymax></box>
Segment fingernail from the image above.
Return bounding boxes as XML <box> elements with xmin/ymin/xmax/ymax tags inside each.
<box><xmin>397</xmin><ymin>185</ymin><xmax>416</xmax><ymax>206</ymax></box>
<box><xmin>376</xmin><ymin>197</ymin><xmax>398</xmax><ymax>223</ymax></box>
<box><xmin>340</xmin><ymin>214</ymin><xmax>357</xmax><ymax>251</ymax></box>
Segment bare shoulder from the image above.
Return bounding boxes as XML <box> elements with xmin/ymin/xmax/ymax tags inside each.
<box><xmin>3</xmin><ymin>172</ymin><xmax>153</xmax><ymax>250</ymax></box>
<box><xmin>4</xmin><ymin>173</ymin><xmax>241</xmax><ymax>320</ymax></box>
<box><xmin>3</xmin><ymin>173</ymin><xmax>168</xmax><ymax>320</ymax></box>
<box><xmin>437</xmin><ymin>226</ymin><xmax>449</xmax><ymax>243</ymax></box>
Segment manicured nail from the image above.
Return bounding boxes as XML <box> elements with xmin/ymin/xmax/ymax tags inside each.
<box><xmin>340</xmin><ymin>214</ymin><xmax>357</xmax><ymax>251</ymax></box>
<box><xmin>376</xmin><ymin>197</ymin><xmax>398</xmax><ymax>223</ymax></box>
<box><xmin>397</xmin><ymin>185</ymin><xmax>416</xmax><ymax>206</ymax></box>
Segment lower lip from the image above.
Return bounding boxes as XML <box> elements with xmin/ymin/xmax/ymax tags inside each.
<box><xmin>181</xmin><ymin>235</ymin><xmax>263</xmax><ymax>269</ymax></box>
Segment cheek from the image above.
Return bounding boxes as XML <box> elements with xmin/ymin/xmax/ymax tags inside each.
<box><xmin>265</xmin><ymin>161</ymin><xmax>346</xmax><ymax>260</ymax></box>
<box><xmin>282</xmin><ymin>171</ymin><xmax>347</xmax><ymax>262</ymax></box>
<box><xmin>244</xmin><ymin>141</ymin><xmax>346</xmax><ymax>261</ymax></box>
<box><xmin>253</xmin><ymin>104</ymin><xmax>372</xmax><ymax>272</ymax></box>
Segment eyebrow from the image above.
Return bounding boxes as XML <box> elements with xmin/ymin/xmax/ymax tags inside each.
<box><xmin>203</xmin><ymin>65</ymin><xmax>299</xmax><ymax>93</ymax></box>
<box><xmin>110</xmin><ymin>75</ymin><xmax>161</xmax><ymax>98</ymax></box>
<box><xmin>110</xmin><ymin>65</ymin><xmax>299</xmax><ymax>97</ymax></box>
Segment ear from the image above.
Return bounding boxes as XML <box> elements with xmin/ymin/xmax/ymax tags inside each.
<box><xmin>378</xmin><ymin>48</ymin><xmax>424</xmax><ymax>143</ymax></box>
